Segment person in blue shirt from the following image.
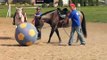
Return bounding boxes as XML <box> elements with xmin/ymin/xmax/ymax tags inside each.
<box><xmin>32</xmin><ymin>7</ymin><xmax>42</xmax><ymax>40</ymax></box>
<box><xmin>65</xmin><ymin>3</ymin><xmax>86</xmax><ymax>46</ymax></box>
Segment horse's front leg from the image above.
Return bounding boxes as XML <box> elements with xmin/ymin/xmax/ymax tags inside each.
<box><xmin>48</xmin><ymin>28</ymin><xmax>55</xmax><ymax>43</ymax></box>
<box><xmin>12</xmin><ymin>18</ymin><xmax>15</xmax><ymax>25</ymax></box>
<box><xmin>55</xmin><ymin>28</ymin><xmax>61</xmax><ymax>43</ymax></box>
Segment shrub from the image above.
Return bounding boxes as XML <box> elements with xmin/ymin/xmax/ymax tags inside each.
<box><xmin>49</xmin><ymin>2</ymin><xmax>54</xmax><ymax>7</ymax></box>
<box><xmin>42</xmin><ymin>3</ymin><xmax>47</xmax><ymax>8</ymax></box>
<box><xmin>1</xmin><ymin>2</ymin><xmax>6</xmax><ymax>5</ymax></box>
<box><xmin>58</xmin><ymin>0</ymin><xmax>63</xmax><ymax>7</ymax></box>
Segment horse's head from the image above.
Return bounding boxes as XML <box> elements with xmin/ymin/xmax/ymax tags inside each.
<box><xmin>15</xmin><ymin>7</ymin><xmax>25</xmax><ymax>25</ymax></box>
<box><xmin>62</xmin><ymin>8</ymin><xmax>69</xmax><ymax>14</ymax></box>
<box><xmin>56</xmin><ymin>8</ymin><xmax>70</xmax><ymax>27</ymax></box>
<box><xmin>16</xmin><ymin>7</ymin><xmax>23</xmax><ymax>19</ymax></box>
<box><xmin>56</xmin><ymin>8</ymin><xmax>69</xmax><ymax>19</ymax></box>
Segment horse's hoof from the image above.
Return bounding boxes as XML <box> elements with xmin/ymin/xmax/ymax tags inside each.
<box><xmin>13</xmin><ymin>23</ymin><xmax>15</xmax><ymax>25</ymax></box>
<box><xmin>59</xmin><ymin>41</ymin><xmax>62</xmax><ymax>43</ymax></box>
<box><xmin>47</xmin><ymin>41</ymin><xmax>50</xmax><ymax>44</ymax></box>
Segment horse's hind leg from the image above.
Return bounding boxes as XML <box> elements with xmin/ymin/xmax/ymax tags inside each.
<box><xmin>55</xmin><ymin>28</ymin><xmax>61</xmax><ymax>43</ymax></box>
<box><xmin>48</xmin><ymin>28</ymin><xmax>54</xmax><ymax>43</ymax></box>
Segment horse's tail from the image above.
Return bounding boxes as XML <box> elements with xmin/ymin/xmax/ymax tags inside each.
<box><xmin>80</xmin><ymin>11</ymin><xmax>87</xmax><ymax>38</ymax></box>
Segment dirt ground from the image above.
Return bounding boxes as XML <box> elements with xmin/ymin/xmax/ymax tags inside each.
<box><xmin>0</xmin><ymin>18</ymin><xmax>107</xmax><ymax>60</ymax></box>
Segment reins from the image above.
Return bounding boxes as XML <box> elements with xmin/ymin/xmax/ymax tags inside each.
<box><xmin>62</xmin><ymin>23</ymin><xmax>70</xmax><ymax>37</ymax></box>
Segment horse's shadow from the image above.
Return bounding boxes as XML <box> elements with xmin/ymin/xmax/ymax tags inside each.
<box><xmin>42</xmin><ymin>41</ymin><xmax>81</xmax><ymax>46</ymax></box>
<box><xmin>0</xmin><ymin>36</ymin><xmax>14</xmax><ymax>40</ymax></box>
<box><xmin>42</xmin><ymin>42</ymin><xmax>68</xmax><ymax>46</ymax></box>
<box><xmin>0</xmin><ymin>44</ymin><xmax>20</xmax><ymax>47</ymax></box>
<box><xmin>0</xmin><ymin>42</ymin><xmax>80</xmax><ymax>47</ymax></box>
<box><xmin>0</xmin><ymin>44</ymin><xmax>31</xmax><ymax>47</ymax></box>
<box><xmin>0</xmin><ymin>37</ymin><xmax>23</xmax><ymax>47</ymax></box>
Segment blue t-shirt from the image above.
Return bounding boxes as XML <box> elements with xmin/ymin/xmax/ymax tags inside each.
<box><xmin>69</xmin><ymin>10</ymin><xmax>80</xmax><ymax>27</ymax></box>
<box><xmin>34</xmin><ymin>12</ymin><xmax>42</xmax><ymax>26</ymax></box>
<box><xmin>35</xmin><ymin>12</ymin><xmax>42</xmax><ymax>17</ymax></box>
<box><xmin>34</xmin><ymin>12</ymin><xmax>42</xmax><ymax>21</ymax></box>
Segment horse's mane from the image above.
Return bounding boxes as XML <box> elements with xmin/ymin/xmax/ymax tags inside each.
<box><xmin>41</xmin><ymin>8</ymin><xmax>69</xmax><ymax>17</ymax></box>
<box><xmin>41</xmin><ymin>9</ymin><xmax>55</xmax><ymax>16</ymax></box>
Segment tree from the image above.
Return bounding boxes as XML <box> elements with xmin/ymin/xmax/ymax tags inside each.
<box><xmin>96</xmin><ymin>0</ymin><xmax>99</xmax><ymax>6</ymax></box>
<box><xmin>58</xmin><ymin>0</ymin><xmax>63</xmax><ymax>7</ymax></box>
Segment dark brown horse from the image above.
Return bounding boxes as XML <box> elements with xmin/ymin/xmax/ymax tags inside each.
<box><xmin>37</xmin><ymin>8</ymin><xmax>87</xmax><ymax>43</ymax></box>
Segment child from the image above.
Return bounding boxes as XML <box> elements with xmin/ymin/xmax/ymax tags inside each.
<box><xmin>32</xmin><ymin>7</ymin><xmax>42</xmax><ymax>40</ymax></box>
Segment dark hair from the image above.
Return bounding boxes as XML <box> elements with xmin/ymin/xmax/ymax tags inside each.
<box><xmin>36</xmin><ymin>7</ymin><xmax>41</xmax><ymax>10</ymax></box>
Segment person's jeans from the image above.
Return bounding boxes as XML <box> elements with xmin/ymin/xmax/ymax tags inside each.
<box><xmin>37</xmin><ymin>27</ymin><xmax>41</xmax><ymax>39</ymax></box>
<box><xmin>68</xmin><ymin>26</ymin><xmax>85</xmax><ymax>45</ymax></box>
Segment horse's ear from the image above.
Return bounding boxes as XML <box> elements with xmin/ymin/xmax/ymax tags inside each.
<box><xmin>20</xmin><ymin>7</ymin><xmax>23</xmax><ymax>10</ymax></box>
<box><xmin>62</xmin><ymin>8</ymin><xmax>70</xmax><ymax>14</ymax></box>
<box><xmin>16</xmin><ymin>7</ymin><xmax>18</xmax><ymax>9</ymax></box>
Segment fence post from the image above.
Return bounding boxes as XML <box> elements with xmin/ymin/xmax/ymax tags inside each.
<box><xmin>6</xmin><ymin>4</ymin><xmax>11</xmax><ymax>17</ymax></box>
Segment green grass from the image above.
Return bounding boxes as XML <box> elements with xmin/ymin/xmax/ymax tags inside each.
<box><xmin>0</xmin><ymin>5</ymin><xmax>107</xmax><ymax>23</ymax></box>
<box><xmin>80</xmin><ymin>6</ymin><xmax>107</xmax><ymax>23</ymax></box>
<box><xmin>0</xmin><ymin>5</ymin><xmax>57</xmax><ymax>18</ymax></box>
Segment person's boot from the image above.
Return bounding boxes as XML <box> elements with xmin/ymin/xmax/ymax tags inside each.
<box><xmin>37</xmin><ymin>34</ymin><xmax>41</xmax><ymax>40</ymax></box>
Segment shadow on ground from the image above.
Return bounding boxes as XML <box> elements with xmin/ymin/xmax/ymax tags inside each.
<box><xmin>0</xmin><ymin>36</ymin><xmax>14</xmax><ymax>40</ymax></box>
